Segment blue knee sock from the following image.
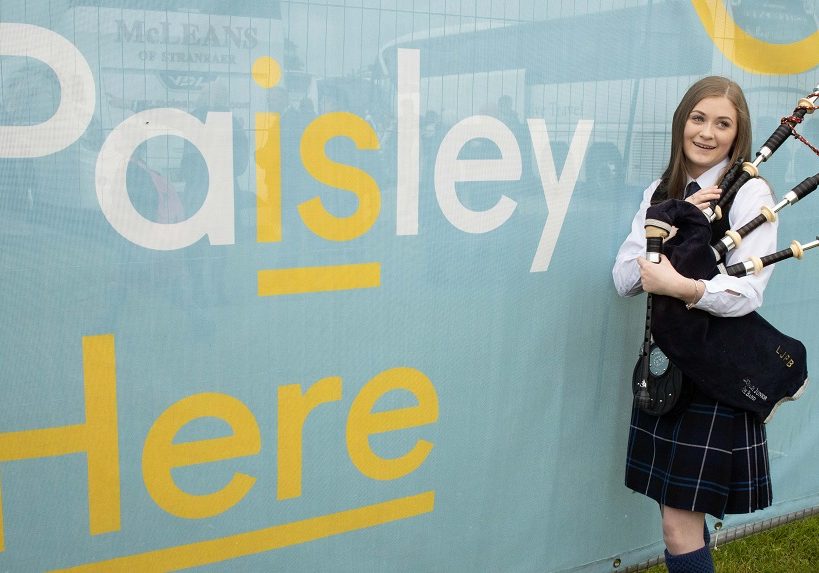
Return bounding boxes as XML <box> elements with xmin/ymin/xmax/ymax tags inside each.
<box><xmin>664</xmin><ymin>544</ymin><xmax>714</xmax><ymax>573</ymax></box>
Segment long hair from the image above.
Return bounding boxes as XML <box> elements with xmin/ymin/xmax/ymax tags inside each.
<box><xmin>661</xmin><ymin>76</ymin><xmax>752</xmax><ymax>199</ymax></box>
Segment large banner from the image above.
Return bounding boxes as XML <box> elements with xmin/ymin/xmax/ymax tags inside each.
<box><xmin>1</xmin><ymin>1</ymin><xmax>817</xmax><ymax>571</ymax></box>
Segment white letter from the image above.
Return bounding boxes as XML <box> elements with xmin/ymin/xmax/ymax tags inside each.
<box><xmin>434</xmin><ymin>116</ymin><xmax>520</xmax><ymax>233</ymax></box>
<box><xmin>0</xmin><ymin>23</ymin><xmax>95</xmax><ymax>157</ymax></box>
<box><xmin>396</xmin><ymin>48</ymin><xmax>420</xmax><ymax>236</ymax></box>
<box><xmin>96</xmin><ymin>109</ymin><xmax>234</xmax><ymax>250</ymax></box>
<box><xmin>528</xmin><ymin>119</ymin><xmax>593</xmax><ymax>272</ymax></box>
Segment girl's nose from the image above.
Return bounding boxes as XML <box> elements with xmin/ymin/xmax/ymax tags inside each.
<box><xmin>700</xmin><ymin>123</ymin><xmax>714</xmax><ymax>138</ymax></box>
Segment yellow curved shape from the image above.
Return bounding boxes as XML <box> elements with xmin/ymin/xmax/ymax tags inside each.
<box><xmin>692</xmin><ymin>0</ymin><xmax>819</xmax><ymax>74</ymax></box>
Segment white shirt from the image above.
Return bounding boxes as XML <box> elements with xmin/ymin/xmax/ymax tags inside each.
<box><xmin>612</xmin><ymin>159</ymin><xmax>777</xmax><ymax>317</ymax></box>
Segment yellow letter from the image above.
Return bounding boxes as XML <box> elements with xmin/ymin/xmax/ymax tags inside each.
<box><xmin>692</xmin><ymin>0</ymin><xmax>819</xmax><ymax>74</ymax></box>
<box><xmin>142</xmin><ymin>393</ymin><xmax>260</xmax><ymax>519</ymax></box>
<box><xmin>277</xmin><ymin>377</ymin><xmax>342</xmax><ymax>500</ymax></box>
<box><xmin>0</xmin><ymin>334</ymin><xmax>120</xmax><ymax>552</ymax></box>
<box><xmin>256</xmin><ymin>112</ymin><xmax>282</xmax><ymax>243</ymax></box>
<box><xmin>347</xmin><ymin>368</ymin><xmax>438</xmax><ymax>481</ymax></box>
<box><xmin>298</xmin><ymin>112</ymin><xmax>381</xmax><ymax>241</ymax></box>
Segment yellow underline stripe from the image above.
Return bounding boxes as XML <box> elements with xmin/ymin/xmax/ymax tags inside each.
<box><xmin>52</xmin><ymin>491</ymin><xmax>435</xmax><ymax>572</ymax></box>
<box><xmin>258</xmin><ymin>262</ymin><xmax>381</xmax><ymax>296</ymax></box>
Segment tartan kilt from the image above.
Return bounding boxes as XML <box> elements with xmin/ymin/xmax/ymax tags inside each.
<box><xmin>625</xmin><ymin>384</ymin><xmax>772</xmax><ymax>519</ymax></box>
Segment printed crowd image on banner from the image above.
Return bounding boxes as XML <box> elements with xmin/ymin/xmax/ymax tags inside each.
<box><xmin>0</xmin><ymin>0</ymin><xmax>817</xmax><ymax>571</ymax></box>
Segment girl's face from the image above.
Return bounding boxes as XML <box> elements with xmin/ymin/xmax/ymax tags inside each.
<box><xmin>682</xmin><ymin>96</ymin><xmax>738</xmax><ymax>178</ymax></box>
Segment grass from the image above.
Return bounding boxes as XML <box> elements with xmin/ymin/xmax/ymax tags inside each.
<box><xmin>645</xmin><ymin>513</ymin><xmax>819</xmax><ymax>572</ymax></box>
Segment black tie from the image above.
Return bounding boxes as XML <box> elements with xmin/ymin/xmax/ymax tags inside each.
<box><xmin>685</xmin><ymin>181</ymin><xmax>700</xmax><ymax>198</ymax></box>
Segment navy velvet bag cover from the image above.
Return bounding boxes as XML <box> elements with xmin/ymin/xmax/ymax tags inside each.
<box><xmin>646</xmin><ymin>199</ymin><xmax>808</xmax><ymax>420</ymax></box>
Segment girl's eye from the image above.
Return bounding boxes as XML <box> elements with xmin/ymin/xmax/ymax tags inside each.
<box><xmin>718</xmin><ymin>121</ymin><xmax>732</xmax><ymax>129</ymax></box>
<box><xmin>690</xmin><ymin>115</ymin><xmax>704</xmax><ymax>123</ymax></box>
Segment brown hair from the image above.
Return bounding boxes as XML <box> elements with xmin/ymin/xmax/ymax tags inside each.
<box><xmin>662</xmin><ymin>76</ymin><xmax>752</xmax><ymax>199</ymax></box>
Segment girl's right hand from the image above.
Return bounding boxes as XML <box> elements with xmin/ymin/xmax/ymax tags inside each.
<box><xmin>685</xmin><ymin>185</ymin><xmax>722</xmax><ymax>211</ymax></box>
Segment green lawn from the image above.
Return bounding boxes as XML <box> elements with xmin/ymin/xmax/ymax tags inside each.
<box><xmin>645</xmin><ymin>513</ymin><xmax>819</xmax><ymax>572</ymax></box>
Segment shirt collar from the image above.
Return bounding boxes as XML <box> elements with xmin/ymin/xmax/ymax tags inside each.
<box><xmin>687</xmin><ymin>158</ymin><xmax>730</xmax><ymax>189</ymax></box>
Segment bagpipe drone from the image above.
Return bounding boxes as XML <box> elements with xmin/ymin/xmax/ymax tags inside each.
<box><xmin>634</xmin><ymin>85</ymin><xmax>819</xmax><ymax>422</ymax></box>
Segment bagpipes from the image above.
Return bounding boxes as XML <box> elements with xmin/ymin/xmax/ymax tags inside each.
<box><xmin>635</xmin><ymin>85</ymin><xmax>819</xmax><ymax>422</ymax></box>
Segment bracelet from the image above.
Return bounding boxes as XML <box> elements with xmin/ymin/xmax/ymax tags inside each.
<box><xmin>685</xmin><ymin>279</ymin><xmax>701</xmax><ymax>310</ymax></box>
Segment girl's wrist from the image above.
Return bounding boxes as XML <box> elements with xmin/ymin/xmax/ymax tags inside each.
<box><xmin>683</xmin><ymin>278</ymin><xmax>704</xmax><ymax>309</ymax></box>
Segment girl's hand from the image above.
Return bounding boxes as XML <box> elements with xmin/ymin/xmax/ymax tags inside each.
<box><xmin>637</xmin><ymin>255</ymin><xmax>693</xmax><ymax>299</ymax></box>
<box><xmin>685</xmin><ymin>185</ymin><xmax>722</xmax><ymax>211</ymax></box>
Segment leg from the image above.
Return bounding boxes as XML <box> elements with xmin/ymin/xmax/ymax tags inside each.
<box><xmin>662</xmin><ymin>506</ymin><xmax>706</xmax><ymax>554</ymax></box>
<box><xmin>661</xmin><ymin>506</ymin><xmax>714</xmax><ymax>573</ymax></box>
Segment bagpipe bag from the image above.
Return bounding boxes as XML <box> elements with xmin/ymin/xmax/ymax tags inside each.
<box><xmin>645</xmin><ymin>199</ymin><xmax>808</xmax><ymax>421</ymax></box>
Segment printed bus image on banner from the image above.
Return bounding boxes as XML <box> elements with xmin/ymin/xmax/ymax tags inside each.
<box><xmin>0</xmin><ymin>0</ymin><xmax>817</xmax><ymax>571</ymax></box>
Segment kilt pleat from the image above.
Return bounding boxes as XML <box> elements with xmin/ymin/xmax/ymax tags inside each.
<box><xmin>625</xmin><ymin>386</ymin><xmax>772</xmax><ymax>518</ymax></box>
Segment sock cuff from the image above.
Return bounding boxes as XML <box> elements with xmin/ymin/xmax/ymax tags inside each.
<box><xmin>664</xmin><ymin>544</ymin><xmax>714</xmax><ymax>573</ymax></box>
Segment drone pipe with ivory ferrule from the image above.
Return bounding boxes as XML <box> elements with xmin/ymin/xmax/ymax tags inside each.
<box><xmin>712</xmin><ymin>172</ymin><xmax>819</xmax><ymax>261</ymax></box>
<box><xmin>702</xmin><ymin>85</ymin><xmax>819</xmax><ymax>223</ymax></box>
<box><xmin>722</xmin><ymin>236</ymin><xmax>819</xmax><ymax>278</ymax></box>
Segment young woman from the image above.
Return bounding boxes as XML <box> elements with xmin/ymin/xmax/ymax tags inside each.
<box><xmin>612</xmin><ymin>77</ymin><xmax>778</xmax><ymax>571</ymax></box>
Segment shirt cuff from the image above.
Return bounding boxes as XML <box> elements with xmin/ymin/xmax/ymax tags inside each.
<box><xmin>690</xmin><ymin>275</ymin><xmax>762</xmax><ymax>316</ymax></box>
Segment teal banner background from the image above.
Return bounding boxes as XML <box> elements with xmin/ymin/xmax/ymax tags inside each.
<box><xmin>0</xmin><ymin>1</ymin><xmax>817</xmax><ymax>571</ymax></box>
